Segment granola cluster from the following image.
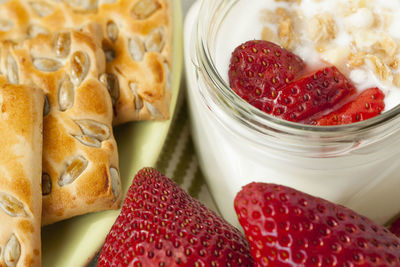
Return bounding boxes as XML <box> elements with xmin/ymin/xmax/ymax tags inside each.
<box><xmin>260</xmin><ymin>0</ymin><xmax>400</xmax><ymax>87</ymax></box>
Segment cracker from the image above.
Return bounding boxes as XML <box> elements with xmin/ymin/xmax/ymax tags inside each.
<box><xmin>0</xmin><ymin>0</ymin><xmax>173</xmax><ymax>124</ymax></box>
<box><xmin>0</xmin><ymin>25</ymin><xmax>122</xmax><ymax>225</ymax></box>
<box><xmin>0</xmin><ymin>80</ymin><xmax>43</xmax><ymax>267</ymax></box>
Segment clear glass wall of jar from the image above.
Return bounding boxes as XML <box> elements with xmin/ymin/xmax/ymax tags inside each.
<box><xmin>184</xmin><ymin>0</ymin><xmax>400</xmax><ymax>227</ymax></box>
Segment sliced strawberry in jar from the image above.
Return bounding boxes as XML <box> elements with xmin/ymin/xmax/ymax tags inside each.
<box><xmin>271</xmin><ymin>66</ymin><xmax>357</xmax><ymax>122</ymax></box>
<box><xmin>229</xmin><ymin>40</ymin><xmax>305</xmax><ymax>103</ymax></box>
<box><xmin>314</xmin><ymin>87</ymin><xmax>385</xmax><ymax>126</ymax></box>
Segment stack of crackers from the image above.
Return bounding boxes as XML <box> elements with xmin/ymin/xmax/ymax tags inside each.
<box><xmin>0</xmin><ymin>0</ymin><xmax>172</xmax><ymax>266</ymax></box>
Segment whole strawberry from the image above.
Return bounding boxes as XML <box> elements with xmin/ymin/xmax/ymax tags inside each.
<box><xmin>235</xmin><ymin>182</ymin><xmax>400</xmax><ymax>266</ymax></box>
<box><xmin>229</xmin><ymin>40</ymin><xmax>305</xmax><ymax>103</ymax></box>
<box><xmin>98</xmin><ymin>167</ymin><xmax>253</xmax><ymax>267</ymax></box>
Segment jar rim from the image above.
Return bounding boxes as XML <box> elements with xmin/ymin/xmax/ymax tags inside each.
<box><xmin>195</xmin><ymin>0</ymin><xmax>400</xmax><ymax>137</ymax></box>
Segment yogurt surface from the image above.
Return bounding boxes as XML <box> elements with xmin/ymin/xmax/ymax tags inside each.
<box><xmin>215</xmin><ymin>0</ymin><xmax>400</xmax><ymax>111</ymax></box>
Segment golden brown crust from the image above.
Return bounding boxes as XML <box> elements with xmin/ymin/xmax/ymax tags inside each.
<box><xmin>0</xmin><ymin>0</ymin><xmax>68</xmax><ymax>42</ymax></box>
<box><xmin>0</xmin><ymin>26</ymin><xmax>122</xmax><ymax>225</ymax></box>
<box><xmin>0</xmin><ymin>0</ymin><xmax>173</xmax><ymax>124</ymax></box>
<box><xmin>0</xmin><ymin>80</ymin><xmax>43</xmax><ymax>267</ymax></box>
<box><xmin>88</xmin><ymin>0</ymin><xmax>173</xmax><ymax>124</ymax></box>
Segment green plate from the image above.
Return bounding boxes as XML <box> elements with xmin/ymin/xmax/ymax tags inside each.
<box><xmin>41</xmin><ymin>1</ymin><xmax>183</xmax><ymax>266</ymax></box>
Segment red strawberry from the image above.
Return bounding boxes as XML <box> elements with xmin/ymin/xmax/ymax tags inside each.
<box><xmin>253</xmin><ymin>66</ymin><xmax>356</xmax><ymax>122</ymax></box>
<box><xmin>229</xmin><ymin>40</ymin><xmax>305</xmax><ymax>103</ymax></box>
<box><xmin>98</xmin><ymin>167</ymin><xmax>253</xmax><ymax>267</ymax></box>
<box><xmin>234</xmin><ymin>182</ymin><xmax>400</xmax><ymax>266</ymax></box>
<box><xmin>390</xmin><ymin>217</ymin><xmax>400</xmax><ymax>238</ymax></box>
<box><xmin>314</xmin><ymin>87</ymin><xmax>385</xmax><ymax>125</ymax></box>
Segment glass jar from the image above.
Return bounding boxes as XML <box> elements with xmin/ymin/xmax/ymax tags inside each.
<box><xmin>184</xmin><ymin>0</ymin><xmax>400</xmax><ymax>227</ymax></box>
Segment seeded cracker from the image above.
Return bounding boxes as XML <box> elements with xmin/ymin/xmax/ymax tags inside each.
<box><xmin>0</xmin><ymin>25</ymin><xmax>122</xmax><ymax>225</ymax></box>
<box><xmin>0</xmin><ymin>78</ymin><xmax>43</xmax><ymax>267</ymax></box>
<box><xmin>0</xmin><ymin>0</ymin><xmax>172</xmax><ymax>124</ymax></box>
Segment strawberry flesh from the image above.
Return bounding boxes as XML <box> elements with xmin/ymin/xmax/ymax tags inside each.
<box><xmin>98</xmin><ymin>167</ymin><xmax>253</xmax><ymax>267</ymax></box>
<box><xmin>229</xmin><ymin>40</ymin><xmax>305</xmax><ymax>103</ymax></box>
<box><xmin>314</xmin><ymin>87</ymin><xmax>385</xmax><ymax>125</ymax></box>
<box><xmin>228</xmin><ymin>40</ymin><xmax>365</xmax><ymax>123</ymax></box>
<box><xmin>253</xmin><ymin>66</ymin><xmax>356</xmax><ymax>122</ymax></box>
<box><xmin>234</xmin><ymin>182</ymin><xmax>400</xmax><ymax>266</ymax></box>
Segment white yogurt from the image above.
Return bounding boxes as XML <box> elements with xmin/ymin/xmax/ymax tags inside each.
<box><xmin>185</xmin><ymin>0</ymin><xmax>400</xmax><ymax>228</ymax></box>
